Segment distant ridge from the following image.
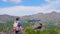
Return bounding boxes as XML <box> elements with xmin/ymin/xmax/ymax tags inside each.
<box><xmin>0</xmin><ymin>11</ymin><xmax>60</xmax><ymax>24</ymax></box>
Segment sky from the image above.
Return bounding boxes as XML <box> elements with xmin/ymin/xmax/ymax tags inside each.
<box><xmin>0</xmin><ymin>0</ymin><xmax>60</xmax><ymax>16</ymax></box>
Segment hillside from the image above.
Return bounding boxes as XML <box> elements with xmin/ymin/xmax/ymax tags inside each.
<box><xmin>0</xmin><ymin>11</ymin><xmax>60</xmax><ymax>24</ymax></box>
<box><xmin>0</xmin><ymin>11</ymin><xmax>60</xmax><ymax>34</ymax></box>
<box><xmin>0</xmin><ymin>14</ymin><xmax>17</xmax><ymax>23</ymax></box>
<box><xmin>22</xmin><ymin>11</ymin><xmax>60</xmax><ymax>24</ymax></box>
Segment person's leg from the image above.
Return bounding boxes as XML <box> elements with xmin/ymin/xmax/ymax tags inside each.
<box><xmin>20</xmin><ymin>27</ymin><xmax>24</xmax><ymax>34</ymax></box>
<box><xmin>18</xmin><ymin>27</ymin><xmax>24</xmax><ymax>34</ymax></box>
<box><xmin>15</xmin><ymin>31</ymin><xmax>19</xmax><ymax>34</ymax></box>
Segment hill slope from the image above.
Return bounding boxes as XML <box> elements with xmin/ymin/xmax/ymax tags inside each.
<box><xmin>0</xmin><ymin>11</ymin><xmax>60</xmax><ymax>24</ymax></box>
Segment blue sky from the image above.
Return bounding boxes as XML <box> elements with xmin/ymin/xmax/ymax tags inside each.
<box><xmin>0</xmin><ymin>0</ymin><xmax>46</xmax><ymax>8</ymax></box>
<box><xmin>0</xmin><ymin>0</ymin><xmax>60</xmax><ymax>16</ymax></box>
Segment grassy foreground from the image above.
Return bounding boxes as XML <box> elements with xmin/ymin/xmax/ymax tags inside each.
<box><xmin>25</xmin><ymin>28</ymin><xmax>59</xmax><ymax>34</ymax></box>
<box><xmin>0</xmin><ymin>21</ymin><xmax>60</xmax><ymax>34</ymax></box>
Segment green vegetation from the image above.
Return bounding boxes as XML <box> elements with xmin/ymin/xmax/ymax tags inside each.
<box><xmin>0</xmin><ymin>20</ymin><xmax>60</xmax><ymax>34</ymax></box>
<box><xmin>22</xmin><ymin>21</ymin><xmax>60</xmax><ymax>34</ymax></box>
<box><xmin>0</xmin><ymin>20</ymin><xmax>13</xmax><ymax>32</ymax></box>
<box><xmin>25</xmin><ymin>28</ymin><xmax>59</xmax><ymax>34</ymax></box>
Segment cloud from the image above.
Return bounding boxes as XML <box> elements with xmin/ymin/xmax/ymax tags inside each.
<box><xmin>42</xmin><ymin>0</ymin><xmax>60</xmax><ymax>13</ymax></box>
<box><xmin>10</xmin><ymin>0</ymin><xmax>21</xmax><ymax>4</ymax></box>
<box><xmin>0</xmin><ymin>6</ymin><xmax>41</xmax><ymax>16</ymax></box>
<box><xmin>45</xmin><ymin>0</ymin><xmax>56</xmax><ymax>2</ymax></box>
<box><xmin>0</xmin><ymin>0</ymin><xmax>60</xmax><ymax>16</ymax></box>
<box><xmin>2</xmin><ymin>0</ymin><xmax>22</xmax><ymax>4</ymax></box>
<box><xmin>2</xmin><ymin>0</ymin><xmax>7</xmax><ymax>2</ymax></box>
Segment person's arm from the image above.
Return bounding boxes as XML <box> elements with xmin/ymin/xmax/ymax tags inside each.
<box><xmin>18</xmin><ymin>21</ymin><xmax>22</xmax><ymax>27</ymax></box>
<box><xmin>18</xmin><ymin>21</ymin><xmax>24</xmax><ymax>33</ymax></box>
<box><xmin>19</xmin><ymin>22</ymin><xmax>23</xmax><ymax>31</ymax></box>
<box><xmin>18</xmin><ymin>21</ymin><xmax>24</xmax><ymax>31</ymax></box>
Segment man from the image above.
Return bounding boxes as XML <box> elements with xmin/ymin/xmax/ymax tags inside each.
<box><xmin>13</xmin><ymin>17</ymin><xmax>24</xmax><ymax>34</ymax></box>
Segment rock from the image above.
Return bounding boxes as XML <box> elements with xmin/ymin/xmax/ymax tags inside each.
<box><xmin>0</xmin><ymin>32</ymin><xmax>6</xmax><ymax>34</ymax></box>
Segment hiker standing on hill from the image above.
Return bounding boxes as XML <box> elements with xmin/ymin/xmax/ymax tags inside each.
<box><xmin>13</xmin><ymin>17</ymin><xmax>24</xmax><ymax>34</ymax></box>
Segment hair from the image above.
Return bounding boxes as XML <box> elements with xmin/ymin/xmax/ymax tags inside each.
<box><xmin>16</xmin><ymin>17</ymin><xmax>20</xmax><ymax>21</ymax></box>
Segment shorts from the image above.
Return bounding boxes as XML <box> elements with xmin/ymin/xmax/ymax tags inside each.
<box><xmin>15</xmin><ymin>27</ymin><xmax>21</xmax><ymax>34</ymax></box>
<box><xmin>18</xmin><ymin>27</ymin><xmax>20</xmax><ymax>31</ymax></box>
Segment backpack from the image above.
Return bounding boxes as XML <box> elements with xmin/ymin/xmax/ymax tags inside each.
<box><xmin>13</xmin><ymin>21</ymin><xmax>18</xmax><ymax>31</ymax></box>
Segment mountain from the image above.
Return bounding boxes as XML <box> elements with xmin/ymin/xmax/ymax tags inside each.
<box><xmin>22</xmin><ymin>11</ymin><xmax>60</xmax><ymax>24</ymax></box>
<box><xmin>0</xmin><ymin>11</ymin><xmax>60</xmax><ymax>24</ymax></box>
<box><xmin>0</xmin><ymin>14</ymin><xmax>17</xmax><ymax>23</ymax></box>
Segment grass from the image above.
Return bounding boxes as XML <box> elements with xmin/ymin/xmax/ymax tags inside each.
<box><xmin>25</xmin><ymin>28</ymin><xmax>59</xmax><ymax>34</ymax></box>
<box><xmin>0</xmin><ymin>21</ymin><xmax>60</xmax><ymax>34</ymax></box>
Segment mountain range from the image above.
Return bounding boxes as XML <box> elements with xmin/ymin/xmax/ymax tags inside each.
<box><xmin>0</xmin><ymin>11</ymin><xmax>60</xmax><ymax>25</ymax></box>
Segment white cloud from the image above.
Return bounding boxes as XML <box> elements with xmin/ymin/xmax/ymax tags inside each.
<box><xmin>2</xmin><ymin>0</ymin><xmax>7</xmax><ymax>2</ymax></box>
<box><xmin>2</xmin><ymin>0</ymin><xmax>22</xmax><ymax>4</ymax></box>
<box><xmin>42</xmin><ymin>0</ymin><xmax>60</xmax><ymax>13</ymax></box>
<box><xmin>45</xmin><ymin>0</ymin><xmax>56</xmax><ymax>2</ymax></box>
<box><xmin>0</xmin><ymin>6</ymin><xmax>41</xmax><ymax>16</ymax></box>
<box><xmin>0</xmin><ymin>0</ymin><xmax>60</xmax><ymax>16</ymax></box>
<box><xmin>10</xmin><ymin>0</ymin><xmax>21</xmax><ymax>4</ymax></box>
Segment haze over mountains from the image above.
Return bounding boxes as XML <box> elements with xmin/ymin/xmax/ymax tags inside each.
<box><xmin>0</xmin><ymin>11</ymin><xmax>60</xmax><ymax>24</ymax></box>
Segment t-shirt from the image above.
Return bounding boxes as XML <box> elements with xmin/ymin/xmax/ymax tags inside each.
<box><xmin>16</xmin><ymin>21</ymin><xmax>22</xmax><ymax>27</ymax></box>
